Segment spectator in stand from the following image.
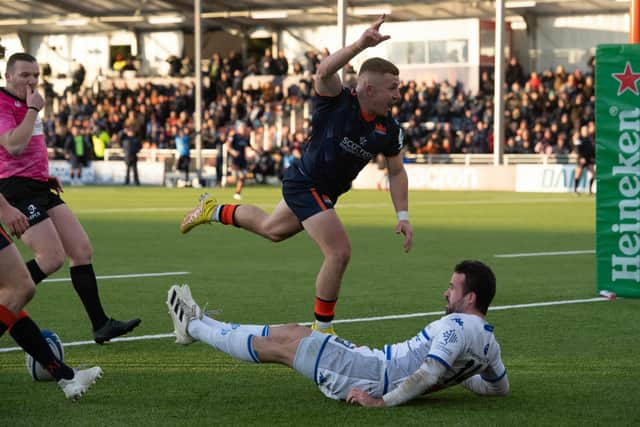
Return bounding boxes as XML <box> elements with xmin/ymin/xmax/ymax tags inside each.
<box><xmin>145</xmin><ymin>114</ymin><xmax>164</xmax><ymax>148</ymax></box>
<box><xmin>504</xmin><ymin>136</ymin><xmax>522</xmax><ymax>154</ymax></box>
<box><xmin>505</xmin><ymin>56</ymin><xmax>525</xmax><ymax>87</ymax></box>
<box><xmin>553</xmin><ymin>65</ymin><xmax>568</xmax><ymax>93</ymax></box>
<box><xmin>209</xmin><ymin>52</ymin><xmax>222</xmax><ymax>80</ymax></box>
<box><xmin>275</xmin><ymin>51</ymin><xmax>289</xmax><ymax>76</ymax></box>
<box><xmin>573</xmin><ymin>125</ymin><xmax>596</xmax><ymax>195</ymax></box>
<box><xmin>540</xmin><ymin>68</ymin><xmax>554</xmax><ymax>90</ymax></box>
<box><xmin>478</xmin><ymin>70</ymin><xmax>494</xmax><ymax>98</ymax></box>
<box><xmin>232</xmin><ymin>69</ymin><xmax>244</xmax><ymax>93</ymax></box>
<box><xmin>64</xmin><ymin>125</ymin><xmax>91</xmax><ymax>185</ymax></box>
<box><xmin>260</xmin><ymin>48</ymin><xmax>275</xmax><ymax>75</ymax></box>
<box><xmin>527</xmin><ymin>71</ymin><xmax>541</xmax><ymax>92</ymax></box>
<box><xmin>439</xmin><ymin>122</ymin><xmax>456</xmax><ymax>146</ymax></box>
<box><xmin>569</xmin><ymin>93</ymin><xmax>586</xmax><ymax>126</ymax></box>
<box><xmin>121</xmin><ymin>57</ymin><xmax>137</xmax><ymax>75</ymax></box>
<box><xmin>91</xmin><ymin>125</ymin><xmax>110</xmax><ymax>160</ymax></box>
<box><xmin>552</xmin><ymin>133</ymin><xmax>570</xmax><ymax>155</ymax></box>
<box><xmin>421</xmin><ymin>132</ymin><xmax>442</xmax><ymax>155</ymax></box>
<box><xmin>534</xmin><ymin>128</ymin><xmax>554</xmax><ymax>155</ymax></box>
<box><xmin>450</xmin><ymin>92</ymin><xmax>467</xmax><ymax>123</ymax></box>
<box><xmin>112</xmin><ymin>54</ymin><xmax>127</xmax><ymax>73</ymax></box>
<box><xmin>519</xmin><ymin>129</ymin><xmax>534</xmax><ymax>153</ymax></box>
<box><xmin>470</xmin><ymin>121</ymin><xmax>489</xmax><ymax>154</ymax></box>
<box><xmin>304</xmin><ymin>50</ymin><xmax>320</xmax><ymax>75</ymax></box>
<box><xmin>227</xmin><ymin>50</ymin><xmax>243</xmax><ymax>74</ymax></box>
<box><xmin>167</xmin><ymin>55</ymin><xmax>181</xmax><ymax>77</ymax></box>
<box><xmin>531</xmin><ymin>121</ymin><xmax>544</xmax><ymax>145</ymax></box>
<box><xmin>587</xmin><ymin>55</ymin><xmax>596</xmax><ymax>77</ymax></box>
<box><xmin>66</xmin><ymin>60</ymin><xmax>86</xmax><ymax>95</ymax></box>
<box><xmin>180</xmin><ymin>56</ymin><xmax>194</xmax><ymax>76</ymax></box>
<box><xmin>399</xmin><ymin>91</ymin><xmax>415</xmax><ymax>123</ymax></box>
<box><xmin>557</xmin><ymin>112</ymin><xmax>572</xmax><ymax>136</ymax></box>
<box><xmin>434</xmin><ymin>93</ymin><xmax>451</xmax><ymax>123</ymax></box>
<box><xmin>460</xmin><ymin>132</ymin><xmax>474</xmax><ymax>154</ymax></box>
<box><xmin>404</xmin><ymin>118</ymin><xmax>426</xmax><ymax>154</ymax></box>
<box><xmin>121</xmin><ymin>126</ymin><xmax>141</xmax><ymax>186</ymax></box>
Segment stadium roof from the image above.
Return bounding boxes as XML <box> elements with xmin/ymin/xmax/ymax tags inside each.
<box><xmin>0</xmin><ymin>1</ymin><xmax>631</xmax><ymax>35</ymax></box>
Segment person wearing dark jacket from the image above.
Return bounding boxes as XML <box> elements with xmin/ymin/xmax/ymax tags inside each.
<box><xmin>121</xmin><ymin>126</ymin><xmax>141</xmax><ymax>185</ymax></box>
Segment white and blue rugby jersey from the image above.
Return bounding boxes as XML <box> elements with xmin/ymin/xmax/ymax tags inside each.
<box><xmin>383</xmin><ymin>313</ymin><xmax>506</xmax><ymax>395</ymax></box>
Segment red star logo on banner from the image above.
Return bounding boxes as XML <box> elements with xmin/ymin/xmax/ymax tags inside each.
<box><xmin>612</xmin><ymin>62</ymin><xmax>640</xmax><ymax>95</ymax></box>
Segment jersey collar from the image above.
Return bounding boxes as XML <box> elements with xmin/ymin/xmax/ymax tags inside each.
<box><xmin>360</xmin><ymin>108</ymin><xmax>376</xmax><ymax>122</ymax></box>
<box><xmin>0</xmin><ymin>87</ymin><xmax>25</xmax><ymax>103</ymax></box>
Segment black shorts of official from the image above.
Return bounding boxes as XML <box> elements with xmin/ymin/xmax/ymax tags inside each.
<box><xmin>0</xmin><ymin>224</ymin><xmax>13</xmax><ymax>251</ymax></box>
<box><xmin>0</xmin><ymin>177</ymin><xmax>65</xmax><ymax>227</ymax></box>
<box><xmin>282</xmin><ymin>169</ymin><xmax>337</xmax><ymax>222</ymax></box>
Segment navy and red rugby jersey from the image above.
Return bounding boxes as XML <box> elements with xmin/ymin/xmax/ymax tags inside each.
<box><xmin>294</xmin><ymin>87</ymin><xmax>403</xmax><ymax>198</ymax></box>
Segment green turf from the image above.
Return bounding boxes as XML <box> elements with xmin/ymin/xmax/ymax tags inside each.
<box><xmin>1</xmin><ymin>186</ymin><xmax>638</xmax><ymax>426</ymax></box>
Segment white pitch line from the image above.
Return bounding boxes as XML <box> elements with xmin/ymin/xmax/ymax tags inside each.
<box><xmin>0</xmin><ymin>296</ymin><xmax>612</xmax><ymax>353</ymax></box>
<box><xmin>43</xmin><ymin>271</ymin><xmax>190</xmax><ymax>283</ymax></box>
<box><xmin>495</xmin><ymin>250</ymin><xmax>595</xmax><ymax>258</ymax></box>
<box><xmin>73</xmin><ymin>197</ymin><xmax>591</xmax><ymax>215</ymax></box>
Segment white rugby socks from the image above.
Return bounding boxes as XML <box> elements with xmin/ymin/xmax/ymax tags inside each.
<box><xmin>200</xmin><ymin>314</ymin><xmax>270</xmax><ymax>337</ymax></box>
<box><xmin>187</xmin><ymin>318</ymin><xmax>268</xmax><ymax>363</ymax></box>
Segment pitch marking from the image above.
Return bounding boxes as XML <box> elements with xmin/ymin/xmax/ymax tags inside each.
<box><xmin>495</xmin><ymin>250</ymin><xmax>595</xmax><ymax>258</ymax></box>
<box><xmin>43</xmin><ymin>271</ymin><xmax>190</xmax><ymax>283</ymax></box>
<box><xmin>0</xmin><ymin>296</ymin><xmax>612</xmax><ymax>353</ymax></box>
<box><xmin>74</xmin><ymin>197</ymin><xmax>591</xmax><ymax>215</ymax></box>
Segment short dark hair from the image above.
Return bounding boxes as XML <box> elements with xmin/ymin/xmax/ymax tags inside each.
<box><xmin>454</xmin><ymin>260</ymin><xmax>496</xmax><ymax>315</ymax></box>
<box><xmin>7</xmin><ymin>53</ymin><xmax>37</xmax><ymax>73</ymax></box>
<box><xmin>358</xmin><ymin>57</ymin><xmax>398</xmax><ymax>77</ymax></box>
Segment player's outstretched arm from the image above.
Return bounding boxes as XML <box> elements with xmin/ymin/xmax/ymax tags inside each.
<box><xmin>387</xmin><ymin>154</ymin><xmax>412</xmax><ymax>252</ymax></box>
<box><xmin>461</xmin><ymin>373</ymin><xmax>510</xmax><ymax>396</ymax></box>
<box><xmin>348</xmin><ymin>358</ymin><xmax>446</xmax><ymax>407</ymax></box>
<box><xmin>314</xmin><ymin>14</ymin><xmax>391</xmax><ymax>97</ymax></box>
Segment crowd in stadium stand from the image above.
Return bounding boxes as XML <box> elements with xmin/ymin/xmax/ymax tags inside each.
<box><xmin>41</xmin><ymin>50</ymin><xmax>595</xmax><ymax>181</ymax></box>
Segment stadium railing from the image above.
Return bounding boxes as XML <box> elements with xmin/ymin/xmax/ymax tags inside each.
<box><xmin>50</xmin><ymin>148</ymin><xmax>577</xmax><ymax>168</ymax></box>
<box><xmin>403</xmin><ymin>153</ymin><xmax>577</xmax><ymax>165</ymax></box>
<box><xmin>48</xmin><ymin>147</ymin><xmax>577</xmax><ymax>168</ymax></box>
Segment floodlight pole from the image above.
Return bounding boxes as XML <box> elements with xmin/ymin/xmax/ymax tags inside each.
<box><xmin>194</xmin><ymin>0</ymin><xmax>203</xmax><ymax>179</ymax></box>
<box><xmin>337</xmin><ymin>0</ymin><xmax>347</xmax><ymax>82</ymax></box>
<box><xmin>631</xmin><ymin>0</ymin><xmax>640</xmax><ymax>43</ymax></box>
<box><xmin>493</xmin><ymin>0</ymin><xmax>506</xmax><ymax>166</ymax></box>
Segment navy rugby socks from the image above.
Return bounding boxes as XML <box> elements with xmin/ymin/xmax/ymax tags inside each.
<box><xmin>26</xmin><ymin>259</ymin><xmax>47</xmax><ymax>284</ymax></box>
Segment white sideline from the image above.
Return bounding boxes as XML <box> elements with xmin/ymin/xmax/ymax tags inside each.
<box><xmin>0</xmin><ymin>296</ymin><xmax>612</xmax><ymax>353</ymax></box>
<box><xmin>43</xmin><ymin>271</ymin><xmax>191</xmax><ymax>283</ymax></box>
<box><xmin>495</xmin><ymin>250</ymin><xmax>595</xmax><ymax>258</ymax></box>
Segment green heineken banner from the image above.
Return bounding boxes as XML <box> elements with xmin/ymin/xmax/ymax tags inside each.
<box><xmin>595</xmin><ymin>45</ymin><xmax>640</xmax><ymax>298</ymax></box>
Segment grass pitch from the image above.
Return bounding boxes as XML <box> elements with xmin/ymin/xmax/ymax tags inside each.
<box><xmin>1</xmin><ymin>186</ymin><xmax>638</xmax><ymax>426</ymax></box>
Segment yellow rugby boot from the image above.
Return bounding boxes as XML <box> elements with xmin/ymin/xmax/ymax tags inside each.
<box><xmin>180</xmin><ymin>193</ymin><xmax>218</xmax><ymax>234</ymax></box>
<box><xmin>311</xmin><ymin>320</ymin><xmax>337</xmax><ymax>335</ymax></box>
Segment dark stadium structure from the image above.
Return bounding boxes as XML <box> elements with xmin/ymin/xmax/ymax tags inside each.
<box><xmin>0</xmin><ymin>1</ymin><xmax>630</xmax><ymax>35</ymax></box>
